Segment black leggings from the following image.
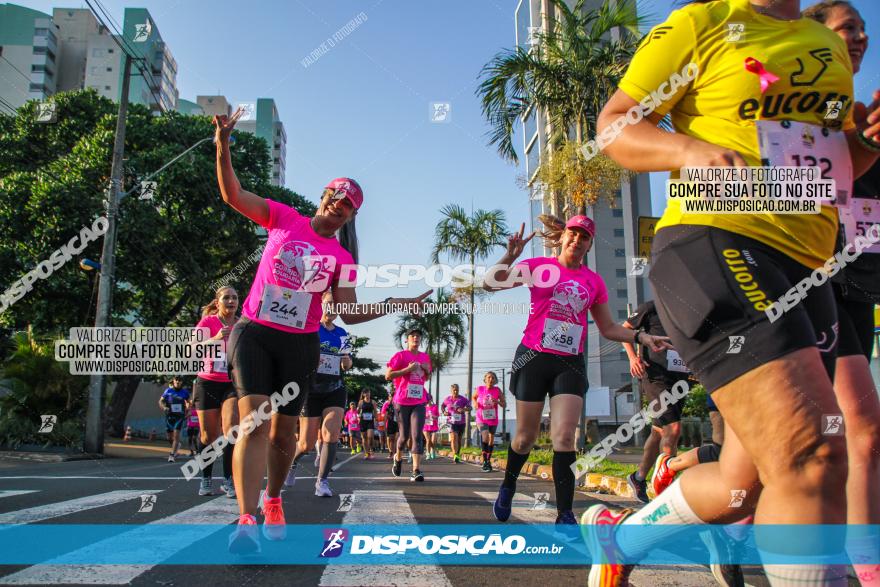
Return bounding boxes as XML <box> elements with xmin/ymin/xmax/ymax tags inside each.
<box><xmin>395</xmin><ymin>403</ymin><xmax>426</xmax><ymax>455</ymax></box>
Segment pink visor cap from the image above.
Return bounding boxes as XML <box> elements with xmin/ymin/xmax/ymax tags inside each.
<box><xmin>565</xmin><ymin>215</ymin><xmax>595</xmax><ymax>237</ymax></box>
<box><xmin>325</xmin><ymin>177</ymin><xmax>364</xmax><ymax>210</ymax></box>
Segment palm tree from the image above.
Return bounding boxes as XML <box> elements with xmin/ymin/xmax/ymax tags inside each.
<box><xmin>431</xmin><ymin>206</ymin><xmax>508</xmax><ymax>444</ymax></box>
<box><xmin>477</xmin><ymin>0</ymin><xmax>644</xmax><ymax>212</ymax></box>
<box><xmin>393</xmin><ymin>289</ymin><xmax>466</xmax><ymax>396</ymax></box>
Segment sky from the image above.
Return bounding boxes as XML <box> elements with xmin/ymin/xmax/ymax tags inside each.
<box><xmin>15</xmin><ymin>0</ymin><xmax>880</xmax><ymax>410</ymax></box>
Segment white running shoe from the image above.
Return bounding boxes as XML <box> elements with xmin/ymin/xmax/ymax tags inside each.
<box><xmin>315</xmin><ymin>479</ymin><xmax>333</xmax><ymax>497</ymax></box>
<box><xmin>284</xmin><ymin>465</ymin><xmax>297</xmax><ymax>487</ymax></box>
<box><xmin>223</xmin><ymin>478</ymin><xmax>236</xmax><ymax>499</ymax></box>
<box><xmin>198</xmin><ymin>478</ymin><xmax>214</xmax><ymax>496</ymax></box>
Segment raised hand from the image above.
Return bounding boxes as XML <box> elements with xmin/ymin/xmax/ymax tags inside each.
<box><xmin>506</xmin><ymin>223</ymin><xmax>536</xmax><ymax>259</ymax></box>
<box><xmin>213</xmin><ymin>106</ymin><xmax>246</xmax><ymax>144</ymax></box>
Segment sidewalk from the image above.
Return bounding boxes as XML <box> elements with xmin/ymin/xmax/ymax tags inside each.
<box><xmin>104</xmin><ymin>438</ymin><xmax>183</xmax><ymax>459</ymax></box>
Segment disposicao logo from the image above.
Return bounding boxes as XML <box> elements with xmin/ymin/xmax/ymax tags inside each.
<box><xmin>320</xmin><ymin>528</ymin><xmax>348</xmax><ymax>558</ymax></box>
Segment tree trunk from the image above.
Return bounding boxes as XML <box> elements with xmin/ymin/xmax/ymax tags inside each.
<box><xmin>103</xmin><ymin>375</ymin><xmax>142</xmax><ymax>438</ymax></box>
<box><xmin>465</xmin><ymin>255</ymin><xmax>475</xmax><ymax>447</ymax></box>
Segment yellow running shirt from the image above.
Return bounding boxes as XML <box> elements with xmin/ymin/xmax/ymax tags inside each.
<box><xmin>618</xmin><ymin>0</ymin><xmax>855</xmax><ymax>269</ymax></box>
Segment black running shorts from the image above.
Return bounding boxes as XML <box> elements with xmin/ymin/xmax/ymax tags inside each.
<box><xmin>650</xmin><ymin>226</ymin><xmax>838</xmax><ymax>392</ymax></box>
<box><xmin>833</xmin><ymin>282</ymin><xmax>874</xmax><ymax>361</ymax></box>
<box><xmin>640</xmin><ymin>378</ymin><xmax>684</xmax><ymax>427</ymax></box>
<box><xmin>479</xmin><ymin>423</ymin><xmax>498</xmax><ymax>435</ymax></box>
<box><xmin>165</xmin><ymin>414</ymin><xmax>185</xmax><ymax>432</ymax></box>
<box><xmin>192</xmin><ymin>377</ymin><xmax>236</xmax><ymax>411</ymax></box>
<box><xmin>227</xmin><ymin>317</ymin><xmax>317</xmax><ymax>417</ymax></box>
<box><xmin>301</xmin><ymin>385</ymin><xmax>346</xmax><ymax>418</ymax></box>
<box><xmin>509</xmin><ymin>343</ymin><xmax>588</xmax><ymax>402</ymax></box>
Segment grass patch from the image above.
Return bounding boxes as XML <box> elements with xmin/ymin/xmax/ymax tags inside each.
<box><xmin>453</xmin><ymin>445</ymin><xmax>638</xmax><ymax>478</ymax></box>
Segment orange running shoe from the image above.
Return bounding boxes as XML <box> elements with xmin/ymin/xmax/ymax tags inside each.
<box><xmin>651</xmin><ymin>454</ymin><xmax>676</xmax><ymax>497</ymax></box>
<box><xmin>260</xmin><ymin>490</ymin><xmax>287</xmax><ymax>541</ymax></box>
<box><xmin>581</xmin><ymin>504</ymin><xmax>634</xmax><ymax>587</ymax></box>
<box><xmin>228</xmin><ymin>513</ymin><xmax>260</xmax><ymax>554</ymax></box>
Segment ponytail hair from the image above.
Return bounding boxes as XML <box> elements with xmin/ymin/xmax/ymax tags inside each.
<box><xmin>537</xmin><ymin>214</ymin><xmax>566</xmax><ymax>249</ymax></box>
<box><xmin>320</xmin><ymin>188</ymin><xmax>359</xmax><ymax>264</ymax></box>
<box><xmin>202</xmin><ymin>286</ymin><xmax>237</xmax><ymax>316</ymax></box>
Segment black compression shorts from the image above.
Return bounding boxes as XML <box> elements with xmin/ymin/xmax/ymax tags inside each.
<box><xmin>650</xmin><ymin>226</ymin><xmax>838</xmax><ymax>392</ymax></box>
<box><xmin>227</xmin><ymin>317</ymin><xmax>317</xmax><ymax>417</ymax></box>
<box><xmin>509</xmin><ymin>344</ymin><xmax>588</xmax><ymax>401</ymax></box>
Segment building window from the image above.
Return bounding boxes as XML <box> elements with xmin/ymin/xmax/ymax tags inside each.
<box><xmin>615</xmin><ymin>248</ymin><xmax>625</xmax><ymax>257</ymax></box>
<box><xmin>616</xmin><ymin>269</ymin><xmax>626</xmax><ymax>278</ymax></box>
<box><xmin>614</xmin><ymin>228</ymin><xmax>624</xmax><ymax>238</ymax></box>
<box><xmin>612</xmin><ymin>209</ymin><xmax>623</xmax><ymax>218</ymax></box>
<box><xmin>104</xmin><ymin>85</ymin><xmax>111</xmax><ymax>90</ymax></box>
<box><xmin>106</xmin><ymin>67</ymin><xmax>112</xmax><ymax>72</ymax></box>
<box><xmin>34</xmin><ymin>28</ymin><xmax>49</xmax><ymax>37</ymax></box>
<box><xmin>618</xmin><ymin>309</ymin><xmax>628</xmax><ymax>320</ymax></box>
<box><xmin>617</xmin><ymin>288</ymin><xmax>627</xmax><ymax>298</ymax></box>
<box><xmin>621</xmin><ymin>373</ymin><xmax>630</xmax><ymax>383</ymax></box>
<box><xmin>31</xmin><ymin>64</ymin><xmax>46</xmax><ymax>72</ymax></box>
<box><xmin>108</xmin><ymin>48</ymin><xmax>114</xmax><ymax>53</ymax></box>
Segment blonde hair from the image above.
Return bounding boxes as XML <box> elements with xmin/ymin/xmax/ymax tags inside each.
<box><xmin>202</xmin><ymin>286</ymin><xmax>237</xmax><ymax>316</ymax></box>
<box><xmin>537</xmin><ymin>214</ymin><xmax>567</xmax><ymax>249</ymax></box>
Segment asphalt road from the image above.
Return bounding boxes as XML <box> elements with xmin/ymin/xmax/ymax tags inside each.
<box><xmin>0</xmin><ymin>449</ymin><xmax>806</xmax><ymax>586</ymax></box>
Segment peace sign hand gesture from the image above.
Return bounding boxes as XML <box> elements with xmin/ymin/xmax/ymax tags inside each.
<box><xmin>506</xmin><ymin>223</ymin><xmax>536</xmax><ymax>260</ymax></box>
<box><xmin>213</xmin><ymin>106</ymin><xmax>246</xmax><ymax>145</ymax></box>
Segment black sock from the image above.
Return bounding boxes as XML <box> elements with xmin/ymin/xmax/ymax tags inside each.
<box><xmin>488</xmin><ymin>443</ymin><xmax>494</xmax><ymax>458</ymax></box>
<box><xmin>552</xmin><ymin>451</ymin><xmax>577</xmax><ymax>514</ymax></box>
<box><xmin>198</xmin><ymin>440</ymin><xmax>213</xmax><ymax>479</ymax></box>
<box><xmin>318</xmin><ymin>442</ymin><xmax>337</xmax><ymax>480</ymax></box>
<box><xmin>222</xmin><ymin>441</ymin><xmax>234</xmax><ymax>480</ymax></box>
<box><xmin>502</xmin><ymin>447</ymin><xmax>530</xmax><ymax>490</ymax></box>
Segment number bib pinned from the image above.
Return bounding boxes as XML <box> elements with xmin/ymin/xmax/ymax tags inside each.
<box><xmin>666</xmin><ymin>349</ymin><xmax>689</xmax><ymax>373</ymax></box>
<box><xmin>406</xmin><ymin>383</ymin><xmax>424</xmax><ymax>400</ymax></box>
<box><xmin>257</xmin><ymin>284</ymin><xmax>310</xmax><ymax>329</ymax></box>
<box><xmin>757</xmin><ymin>120</ymin><xmax>852</xmax><ymax>205</ymax></box>
<box><xmin>361</xmin><ymin>412</ymin><xmax>373</xmax><ymax>421</ymax></box>
<box><xmin>541</xmin><ymin>318</ymin><xmax>582</xmax><ymax>355</ymax></box>
<box><xmin>170</xmin><ymin>403</ymin><xmax>183</xmax><ymax>413</ymax></box>
<box><xmin>452</xmin><ymin>412</ymin><xmax>464</xmax><ymax>423</ymax></box>
<box><xmin>481</xmin><ymin>408</ymin><xmax>496</xmax><ymax>420</ymax></box>
<box><xmin>840</xmin><ymin>198</ymin><xmax>880</xmax><ymax>252</ymax></box>
<box><xmin>211</xmin><ymin>351</ymin><xmax>228</xmax><ymax>374</ymax></box>
<box><xmin>317</xmin><ymin>353</ymin><xmax>341</xmax><ymax>376</ymax></box>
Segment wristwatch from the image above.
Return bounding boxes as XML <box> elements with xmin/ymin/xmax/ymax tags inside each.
<box><xmin>633</xmin><ymin>329</ymin><xmax>643</xmax><ymax>345</ymax></box>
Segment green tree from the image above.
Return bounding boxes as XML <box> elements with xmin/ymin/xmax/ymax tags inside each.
<box><xmin>0</xmin><ymin>328</ymin><xmax>89</xmax><ymax>448</ymax></box>
<box><xmin>477</xmin><ymin>0</ymin><xmax>643</xmax><ymax>212</ymax></box>
<box><xmin>0</xmin><ymin>90</ymin><xmax>317</xmax><ymax>437</ymax></box>
<box><xmin>392</xmin><ymin>288</ymin><xmax>467</xmax><ymax>399</ymax></box>
<box><xmin>343</xmin><ymin>335</ymin><xmax>387</xmax><ymax>402</ymax></box>
<box><xmin>432</xmin><ymin>207</ymin><xmax>507</xmax><ymax>444</ymax></box>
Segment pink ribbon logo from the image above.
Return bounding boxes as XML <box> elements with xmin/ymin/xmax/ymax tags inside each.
<box><xmin>744</xmin><ymin>57</ymin><xmax>780</xmax><ymax>94</ymax></box>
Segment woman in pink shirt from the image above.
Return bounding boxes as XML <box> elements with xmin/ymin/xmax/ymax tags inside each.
<box><xmin>214</xmin><ymin>109</ymin><xmax>429</xmax><ymax>553</ymax></box>
<box><xmin>422</xmin><ymin>393</ymin><xmax>440</xmax><ymax>460</ymax></box>
<box><xmin>192</xmin><ymin>286</ymin><xmax>240</xmax><ymax>498</ymax></box>
<box><xmin>472</xmin><ymin>371</ymin><xmax>505</xmax><ymax>472</ymax></box>
<box><xmin>345</xmin><ymin>402</ymin><xmax>362</xmax><ymax>455</ymax></box>
<box><xmin>484</xmin><ymin>216</ymin><xmax>669</xmax><ymax>528</ymax></box>
<box><xmin>385</xmin><ymin>328</ymin><xmax>432</xmax><ymax>482</ymax></box>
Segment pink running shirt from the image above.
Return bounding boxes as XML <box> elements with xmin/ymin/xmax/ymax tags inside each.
<box><xmin>515</xmin><ymin>256</ymin><xmax>608</xmax><ymax>355</ymax></box>
<box><xmin>475</xmin><ymin>385</ymin><xmax>502</xmax><ymax>426</ymax></box>
<box><xmin>241</xmin><ymin>199</ymin><xmax>356</xmax><ymax>333</ymax></box>
<box><xmin>387</xmin><ymin>350</ymin><xmax>431</xmax><ymax>406</ymax></box>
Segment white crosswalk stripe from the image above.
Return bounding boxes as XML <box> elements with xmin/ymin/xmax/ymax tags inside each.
<box><xmin>0</xmin><ymin>491</ymin><xmax>39</xmax><ymax>500</ymax></box>
<box><xmin>318</xmin><ymin>490</ymin><xmax>452</xmax><ymax>587</ymax></box>
<box><xmin>0</xmin><ymin>490</ymin><xmax>161</xmax><ymax>525</ymax></box>
<box><xmin>0</xmin><ymin>496</ymin><xmax>239</xmax><ymax>585</ymax></box>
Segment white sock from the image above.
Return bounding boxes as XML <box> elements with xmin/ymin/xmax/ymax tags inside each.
<box><xmin>763</xmin><ymin>554</ymin><xmax>848</xmax><ymax>586</ymax></box>
<box><xmin>619</xmin><ymin>479</ymin><xmax>704</xmax><ymax>558</ymax></box>
<box><xmin>846</xmin><ymin>532</ymin><xmax>880</xmax><ymax>586</ymax></box>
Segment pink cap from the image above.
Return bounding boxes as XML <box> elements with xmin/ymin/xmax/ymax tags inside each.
<box><xmin>325</xmin><ymin>177</ymin><xmax>363</xmax><ymax>210</ymax></box>
<box><xmin>565</xmin><ymin>215</ymin><xmax>595</xmax><ymax>237</ymax></box>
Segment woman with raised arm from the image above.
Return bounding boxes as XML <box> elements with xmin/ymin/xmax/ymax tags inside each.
<box><xmin>214</xmin><ymin>109</ymin><xmax>429</xmax><ymax>554</ymax></box>
<box><xmin>484</xmin><ymin>217</ymin><xmax>670</xmax><ymax>529</ymax></box>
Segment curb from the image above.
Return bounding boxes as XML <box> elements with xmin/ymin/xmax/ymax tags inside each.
<box><xmin>0</xmin><ymin>450</ymin><xmax>103</xmax><ymax>463</ymax></box>
<box><xmin>436</xmin><ymin>449</ymin><xmax>634</xmax><ymax>499</ymax></box>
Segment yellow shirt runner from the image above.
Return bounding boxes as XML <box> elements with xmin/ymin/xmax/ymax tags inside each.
<box><xmin>619</xmin><ymin>0</ymin><xmax>856</xmax><ymax>269</ymax></box>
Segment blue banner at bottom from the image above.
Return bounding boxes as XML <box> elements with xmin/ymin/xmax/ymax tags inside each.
<box><xmin>0</xmin><ymin>524</ymin><xmax>877</xmax><ymax>565</ymax></box>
